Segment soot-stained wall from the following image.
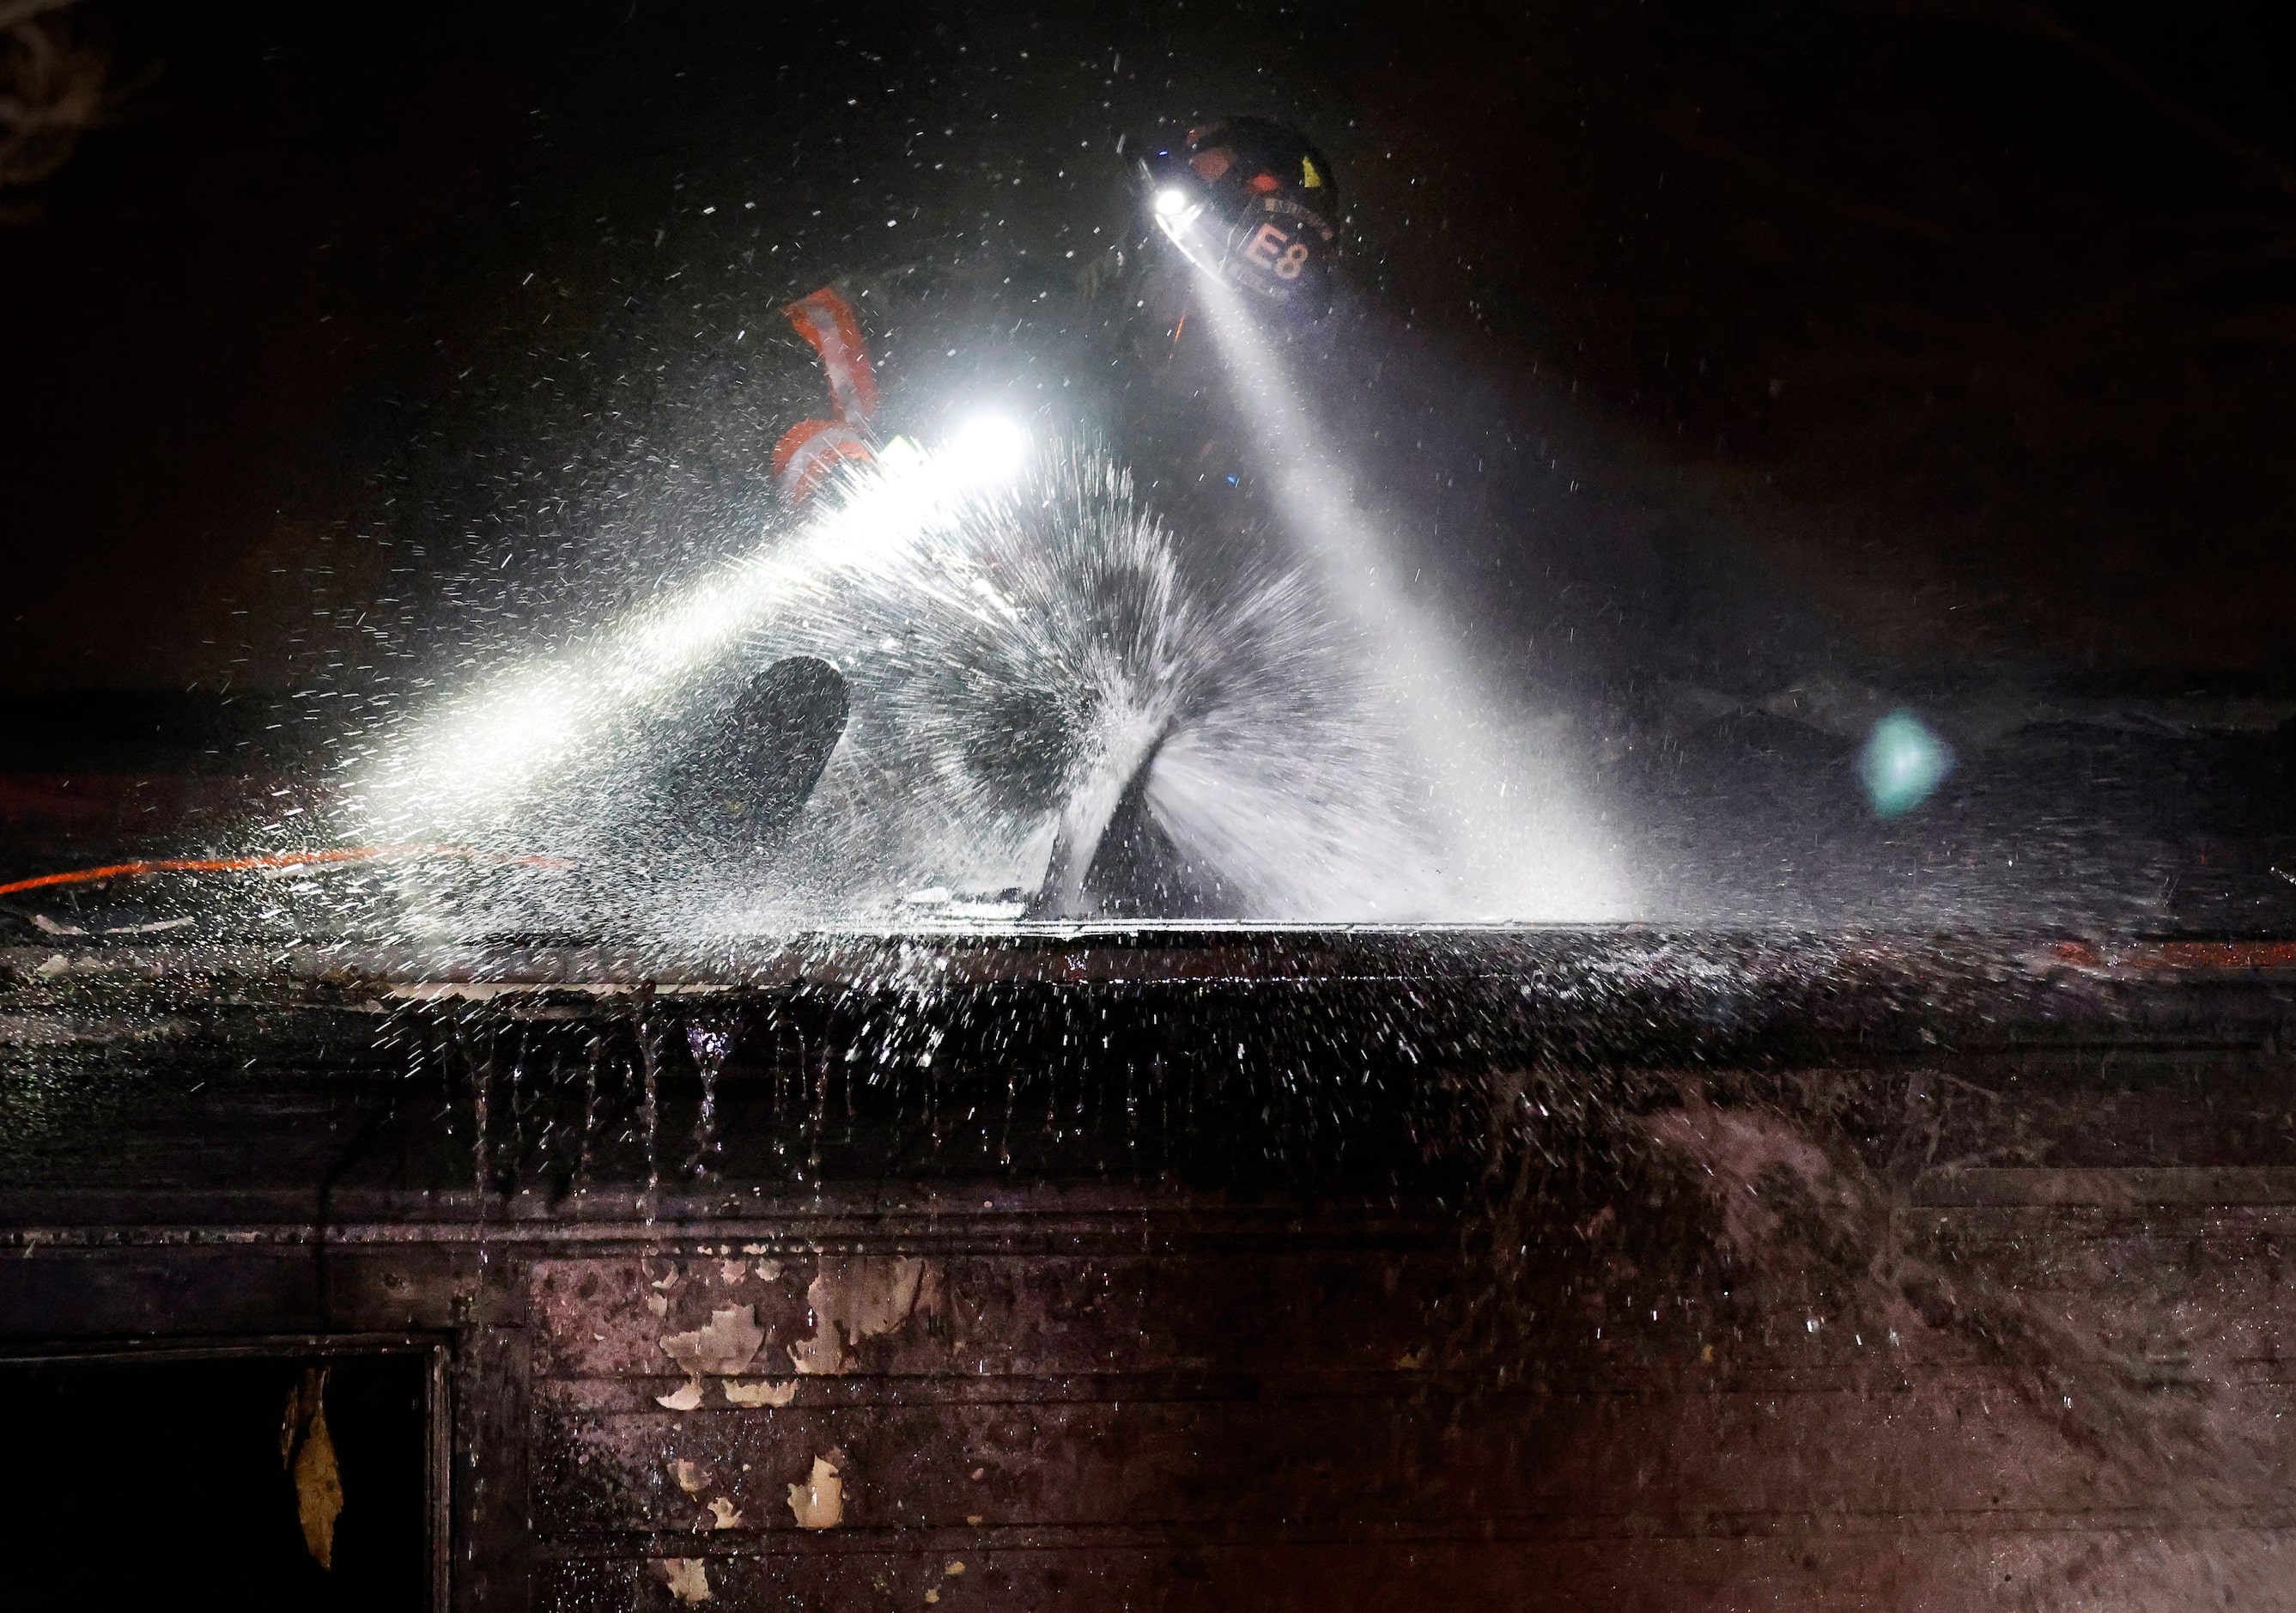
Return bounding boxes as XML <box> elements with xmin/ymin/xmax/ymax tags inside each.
<box><xmin>3</xmin><ymin>933</ymin><xmax>2294</xmax><ymax>1610</ymax></box>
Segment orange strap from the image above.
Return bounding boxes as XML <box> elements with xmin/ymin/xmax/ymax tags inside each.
<box><xmin>782</xmin><ymin>286</ymin><xmax>879</xmax><ymax>427</ymax></box>
<box><xmin>769</xmin><ymin>418</ymin><xmax>877</xmax><ymax>502</ymax></box>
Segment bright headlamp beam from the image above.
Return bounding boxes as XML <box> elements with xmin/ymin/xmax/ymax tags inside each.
<box><xmin>356</xmin><ymin>432</ymin><xmax>1004</xmax><ymax>830</ymax></box>
<box><xmin>948</xmin><ymin>413</ymin><xmax>1030</xmax><ymax>485</ymax></box>
<box><xmin>1185</xmin><ymin>270</ymin><xmax>1636</xmax><ymax>920</ymax></box>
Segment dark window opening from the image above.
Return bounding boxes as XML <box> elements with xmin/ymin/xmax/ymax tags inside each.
<box><xmin>0</xmin><ymin>1346</ymin><xmax>438</xmax><ymax>1613</ymax></box>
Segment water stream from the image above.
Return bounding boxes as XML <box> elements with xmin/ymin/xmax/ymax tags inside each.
<box><xmin>347</xmin><ymin>441</ymin><xmax>1625</xmax><ymax>936</ymax></box>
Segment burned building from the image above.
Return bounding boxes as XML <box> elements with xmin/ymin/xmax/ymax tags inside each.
<box><xmin>8</xmin><ymin>1</ymin><xmax>2296</xmax><ymax>1608</ymax></box>
<box><xmin>8</xmin><ymin>931</ymin><xmax>2296</xmax><ymax>1609</ymax></box>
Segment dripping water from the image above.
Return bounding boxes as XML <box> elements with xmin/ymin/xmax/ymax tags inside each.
<box><xmin>839</xmin><ymin>1017</ymin><xmax>855</xmax><ymax>1146</ymax></box>
<box><xmin>575</xmin><ymin>1032</ymin><xmax>604</xmax><ymax>1192</ymax></box>
<box><xmin>635</xmin><ymin>991</ymin><xmax>661</xmax><ymax>1221</ymax></box>
<box><xmin>805</xmin><ymin>1028</ymin><xmax>825</xmax><ymax>1181</ymax></box>
<box><xmin>685</xmin><ymin>1020</ymin><xmax>732</xmax><ymax>1183</ymax></box>
<box><xmin>1000</xmin><ymin>1065</ymin><xmax>1017</xmax><ymax>1169</ymax></box>
<box><xmin>1125</xmin><ymin>1058</ymin><xmax>1139</xmax><ymax>1166</ymax></box>
<box><xmin>770</xmin><ymin>1020</ymin><xmax>789</xmax><ymax>1167</ymax></box>
<box><xmin>462</xmin><ymin>1013</ymin><xmax>489</xmax><ymax>1202</ymax></box>
<box><xmin>506</xmin><ymin>1024</ymin><xmax>531</xmax><ymax>1193</ymax></box>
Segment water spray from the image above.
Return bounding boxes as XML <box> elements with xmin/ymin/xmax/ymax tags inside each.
<box><xmin>1185</xmin><ymin>271</ymin><xmax>1636</xmax><ymax>921</ymax></box>
<box><xmin>347</xmin><ymin>431</ymin><xmax>1442</xmax><ymax>936</ymax></box>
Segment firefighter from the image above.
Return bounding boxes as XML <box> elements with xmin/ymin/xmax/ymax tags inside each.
<box><xmin>757</xmin><ymin>117</ymin><xmax>1344</xmax><ymax>509</ymax></box>
<box><xmin>764</xmin><ymin>283</ymin><xmax>884</xmax><ymax>505</ymax></box>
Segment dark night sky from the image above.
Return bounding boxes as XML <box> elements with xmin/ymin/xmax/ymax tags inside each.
<box><xmin>4</xmin><ymin>0</ymin><xmax>2293</xmax><ymax>695</ymax></box>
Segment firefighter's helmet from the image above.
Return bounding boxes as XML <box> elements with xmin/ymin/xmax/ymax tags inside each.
<box><xmin>1138</xmin><ymin>118</ymin><xmax>1339</xmax><ymax>319</ymax></box>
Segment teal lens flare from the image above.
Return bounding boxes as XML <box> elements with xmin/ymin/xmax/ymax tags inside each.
<box><xmin>1858</xmin><ymin>709</ymin><xmax>1954</xmax><ymax>819</ymax></box>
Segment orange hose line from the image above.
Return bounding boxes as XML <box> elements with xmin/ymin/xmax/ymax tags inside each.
<box><xmin>0</xmin><ymin>844</ymin><xmax>568</xmax><ymax>900</ymax></box>
<box><xmin>2053</xmin><ymin>939</ymin><xmax>2296</xmax><ymax>971</ymax></box>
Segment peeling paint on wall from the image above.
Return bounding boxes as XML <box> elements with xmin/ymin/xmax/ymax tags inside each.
<box><xmin>659</xmin><ymin>1304</ymin><xmax>766</xmax><ymax>1405</ymax></box>
<box><xmin>787</xmin><ymin>1449</ymin><xmax>846</xmax><ymax>1529</ymax></box>
<box><xmin>790</xmin><ymin>1257</ymin><xmax>944</xmax><ymax>1374</ymax></box>
<box><xmin>661</xmin><ymin>1305</ymin><xmax>767</xmax><ymax>1377</ymax></box>
<box><xmin>651</xmin><ymin>1557</ymin><xmax>710</xmax><ymax>1604</ymax></box>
